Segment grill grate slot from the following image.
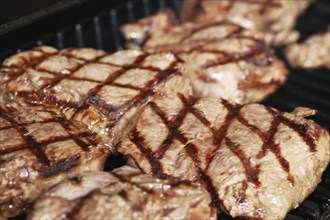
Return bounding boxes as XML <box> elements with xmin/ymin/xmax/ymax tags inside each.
<box><xmin>1</xmin><ymin>0</ymin><xmax>329</xmax><ymax>219</ymax></box>
<box><xmin>109</xmin><ymin>8</ymin><xmax>123</xmax><ymax>51</ymax></box>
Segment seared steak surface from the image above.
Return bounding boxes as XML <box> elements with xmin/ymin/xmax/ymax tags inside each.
<box><xmin>121</xmin><ymin>10</ymin><xmax>288</xmax><ymax>104</ymax></box>
<box><xmin>0</xmin><ymin>102</ymin><xmax>107</xmax><ymax>218</ymax></box>
<box><xmin>118</xmin><ymin>94</ymin><xmax>330</xmax><ymax>219</ymax></box>
<box><xmin>180</xmin><ymin>0</ymin><xmax>309</xmax><ymax>46</ymax></box>
<box><xmin>0</xmin><ymin>46</ymin><xmax>192</xmax><ymax>150</ymax></box>
<box><xmin>285</xmin><ymin>27</ymin><xmax>330</xmax><ymax>69</ymax></box>
<box><xmin>28</xmin><ymin>166</ymin><xmax>217</xmax><ymax>220</ymax></box>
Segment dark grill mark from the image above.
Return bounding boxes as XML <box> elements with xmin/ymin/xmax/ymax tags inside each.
<box><xmin>105</xmin><ymin>61</ymin><xmax>180</xmax><ymax>130</ymax></box>
<box><xmin>185</xmin><ymin>143</ymin><xmax>223</xmax><ymax>208</ymax></box>
<box><xmin>178</xmin><ymin>21</ymin><xmax>243</xmax><ymax>45</ymax></box>
<box><xmin>200</xmin><ymin>44</ymin><xmax>264</xmax><ymax>69</ymax></box>
<box><xmin>139</xmin><ymin>14</ymin><xmax>274</xmax><ymax>75</ymax></box>
<box><xmin>279</xmin><ymin>115</ymin><xmax>316</xmax><ymax>152</ymax></box>
<box><xmin>151</xmin><ymin>25</ymin><xmax>249</xmax><ymax>56</ymax></box>
<box><xmin>225</xmin><ymin>137</ymin><xmax>261</xmax><ymax>186</ymax></box>
<box><xmin>130</xmin><ymin>128</ymin><xmax>168</xmax><ymax>179</ymax></box>
<box><xmin>57</xmin><ymin>119</ymin><xmax>95</xmax><ymax>151</ymax></box>
<box><xmin>0</xmin><ymin>48</ymin><xmax>58</xmax><ymax>83</ymax></box>
<box><xmin>3</xmin><ymin>48</ymin><xmax>183</xmax><ymax>149</ymax></box>
<box><xmin>0</xmin><ymin>107</ymin><xmax>50</xmax><ymax>165</ymax></box>
<box><xmin>149</xmin><ymin>97</ymin><xmax>192</xmax><ymax>159</ymax></box>
<box><xmin>135</xmin><ymin>94</ymin><xmax>224</xmax><ymax>208</ymax></box>
<box><xmin>39</xmin><ymin>154</ymin><xmax>80</xmax><ymax>177</ymax></box>
<box><xmin>0</xmin><ymin>107</ymin><xmax>99</xmax><ymax>172</ymax></box>
<box><xmin>214</xmin><ymin>99</ymin><xmax>242</xmax><ymax>145</ymax></box>
<box><xmin>129</xmin><ymin>90</ymin><xmax>319</xmax><ymax>207</ymax></box>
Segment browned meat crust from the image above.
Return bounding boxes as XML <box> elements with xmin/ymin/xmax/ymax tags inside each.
<box><xmin>121</xmin><ymin>10</ymin><xmax>288</xmax><ymax>104</ymax></box>
<box><xmin>27</xmin><ymin>166</ymin><xmax>217</xmax><ymax>220</ymax></box>
<box><xmin>180</xmin><ymin>0</ymin><xmax>309</xmax><ymax>46</ymax></box>
<box><xmin>118</xmin><ymin>94</ymin><xmax>330</xmax><ymax>219</ymax></box>
<box><xmin>0</xmin><ymin>102</ymin><xmax>108</xmax><ymax>218</ymax></box>
<box><xmin>0</xmin><ymin>46</ymin><xmax>193</xmax><ymax>151</ymax></box>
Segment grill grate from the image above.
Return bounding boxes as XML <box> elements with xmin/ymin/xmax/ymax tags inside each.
<box><xmin>1</xmin><ymin>0</ymin><xmax>329</xmax><ymax>219</ymax></box>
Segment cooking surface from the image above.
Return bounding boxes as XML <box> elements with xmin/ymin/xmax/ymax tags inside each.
<box><xmin>0</xmin><ymin>0</ymin><xmax>74</xmax><ymax>25</ymax></box>
<box><xmin>0</xmin><ymin>0</ymin><xmax>329</xmax><ymax>219</ymax></box>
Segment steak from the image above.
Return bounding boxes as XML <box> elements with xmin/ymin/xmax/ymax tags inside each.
<box><xmin>0</xmin><ymin>100</ymin><xmax>108</xmax><ymax>218</ymax></box>
<box><xmin>0</xmin><ymin>46</ymin><xmax>193</xmax><ymax>151</ymax></box>
<box><xmin>180</xmin><ymin>0</ymin><xmax>309</xmax><ymax>46</ymax></box>
<box><xmin>121</xmin><ymin>10</ymin><xmax>288</xmax><ymax>104</ymax></box>
<box><xmin>118</xmin><ymin>93</ymin><xmax>330</xmax><ymax>219</ymax></box>
<box><xmin>27</xmin><ymin>166</ymin><xmax>217</xmax><ymax>220</ymax></box>
<box><xmin>285</xmin><ymin>27</ymin><xmax>330</xmax><ymax>69</ymax></box>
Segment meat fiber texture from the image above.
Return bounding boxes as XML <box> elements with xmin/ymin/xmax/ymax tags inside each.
<box><xmin>121</xmin><ymin>9</ymin><xmax>288</xmax><ymax>104</ymax></box>
<box><xmin>118</xmin><ymin>93</ymin><xmax>330</xmax><ymax>219</ymax></box>
<box><xmin>285</xmin><ymin>27</ymin><xmax>330</xmax><ymax>69</ymax></box>
<box><xmin>180</xmin><ymin>0</ymin><xmax>310</xmax><ymax>46</ymax></box>
<box><xmin>0</xmin><ymin>101</ymin><xmax>108</xmax><ymax>218</ymax></box>
<box><xmin>0</xmin><ymin>46</ymin><xmax>193</xmax><ymax>152</ymax></box>
<box><xmin>27</xmin><ymin>166</ymin><xmax>217</xmax><ymax>220</ymax></box>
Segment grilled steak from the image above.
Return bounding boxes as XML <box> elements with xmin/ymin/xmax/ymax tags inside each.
<box><xmin>0</xmin><ymin>46</ymin><xmax>193</xmax><ymax>151</ymax></box>
<box><xmin>285</xmin><ymin>27</ymin><xmax>330</xmax><ymax>69</ymax></box>
<box><xmin>27</xmin><ymin>166</ymin><xmax>217</xmax><ymax>220</ymax></box>
<box><xmin>118</xmin><ymin>94</ymin><xmax>330</xmax><ymax>219</ymax></box>
<box><xmin>0</xmin><ymin>100</ymin><xmax>108</xmax><ymax>218</ymax></box>
<box><xmin>121</xmin><ymin>10</ymin><xmax>288</xmax><ymax>104</ymax></box>
<box><xmin>180</xmin><ymin>0</ymin><xmax>309</xmax><ymax>46</ymax></box>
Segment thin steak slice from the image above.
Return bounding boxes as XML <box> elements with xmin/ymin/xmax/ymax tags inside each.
<box><xmin>0</xmin><ymin>46</ymin><xmax>193</xmax><ymax>151</ymax></box>
<box><xmin>0</xmin><ymin>101</ymin><xmax>107</xmax><ymax>218</ymax></box>
<box><xmin>118</xmin><ymin>94</ymin><xmax>330</xmax><ymax>219</ymax></box>
<box><xmin>27</xmin><ymin>166</ymin><xmax>217</xmax><ymax>220</ymax></box>
<box><xmin>121</xmin><ymin>10</ymin><xmax>288</xmax><ymax>104</ymax></box>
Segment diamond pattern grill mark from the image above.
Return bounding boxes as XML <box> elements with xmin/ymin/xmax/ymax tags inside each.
<box><xmin>149</xmin><ymin>22</ymin><xmax>282</xmax><ymax>92</ymax></box>
<box><xmin>131</xmin><ymin>91</ymin><xmax>320</xmax><ymax>207</ymax></box>
<box><xmin>105</xmin><ymin>60</ymin><xmax>180</xmax><ymax>130</ymax></box>
<box><xmin>1</xmin><ymin>48</ymin><xmax>59</xmax><ymax>84</ymax></box>
<box><xmin>137</xmin><ymin>94</ymin><xmax>224</xmax><ymax>207</ymax></box>
<box><xmin>198</xmin><ymin>43</ymin><xmax>264</xmax><ymax>69</ymax></box>
<box><xmin>149</xmin><ymin>99</ymin><xmax>192</xmax><ymax>159</ymax></box>
<box><xmin>56</xmin><ymin>119</ymin><xmax>95</xmax><ymax>151</ymax></box>
<box><xmin>0</xmin><ymin>107</ymin><xmax>97</xmax><ymax>167</ymax></box>
<box><xmin>38</xmin><ymin>53</ymin><xmax>109</xmax><ymax>91</ymax></box>
<box><xmin>4</xmin><ymin>48</ymin><xmax>183</xmax><ymax>138</ymax></box>
<box><xmin>130</xmin><ymin>127</ymin><xmax>169</xmax><ymax>179</ymax></box>
<box><xmin>7</xmin><ymin>49</ymin><xmax>135</xmax><ymax>109</ymax></box>
<box><xmin>177</xmin><ymin>21</ymin><xmax>244</xmax><ymax>45</ymax></box>
<box><xmin>0</xmin><ymin>107</ymin><xmax>50</xmax><ymax>165</ymax></box>
<box><xmin>67</xmin><ymin>53</ymin><xmax>151</xmax><ymax>119</ymax></box>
